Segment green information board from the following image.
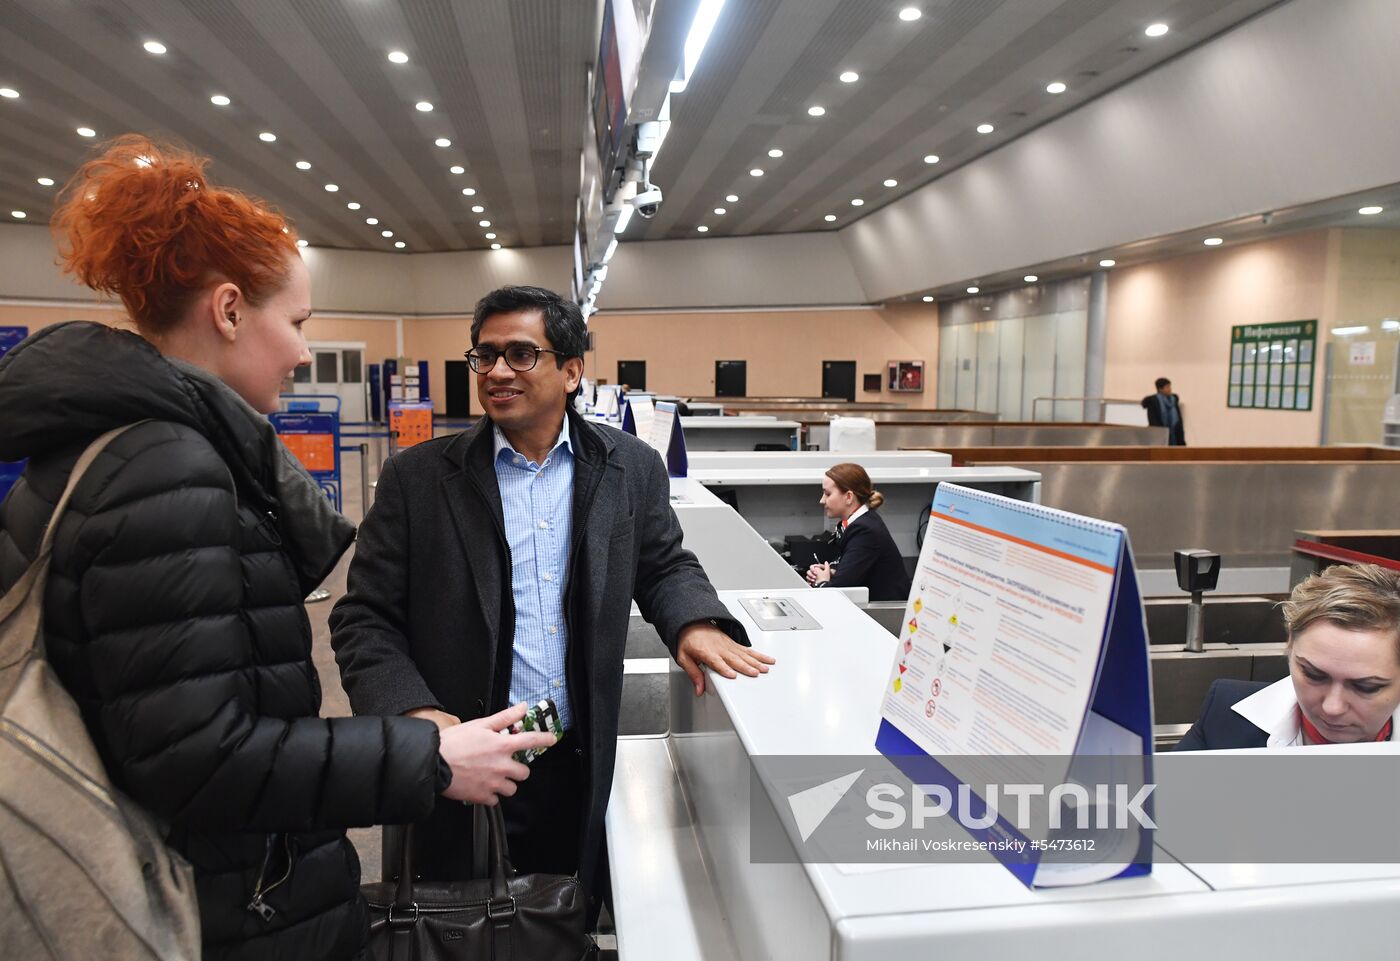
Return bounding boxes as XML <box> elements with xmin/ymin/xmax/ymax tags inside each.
<box><xmin>1228</xmin><ymin>320</ymin><xmax>1316</xmax><ymax>411</ymax></box>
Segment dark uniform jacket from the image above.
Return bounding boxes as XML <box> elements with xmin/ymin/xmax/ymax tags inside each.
<box><xmin>825</xmin><ymin>509</ymin><xmax>911</xmax><ymax>602</ymax></box>
<box><xmin>0</xmin><ymin>322</ymin><xmax>442</xmax><ymax>961</ymax></box>
<box><xmin>1173</xmin><ymin>679</ymin><xmax>1270</xmax><ymax>751</ymax></box>
<box><xmin>330</xmin><ymin>411</ymin><xmax>748</xmax><ymax>893</ymax></box>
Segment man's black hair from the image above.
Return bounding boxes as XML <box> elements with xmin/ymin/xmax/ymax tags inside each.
<box><xmin>1155</xmin><ymin>377</ymin><xmax>1171</xmax><ymax>390</ymax></box>
<box><xmin>471</xmin><ymin>285</ymin><xmax>586</xmax><ymax>365</ymax></box>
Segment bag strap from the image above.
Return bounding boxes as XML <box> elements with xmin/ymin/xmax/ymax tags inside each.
<box><xmin>0</xmin><ymin>423</ymin><xmax>145</xmax><ymax>632</ymax></box>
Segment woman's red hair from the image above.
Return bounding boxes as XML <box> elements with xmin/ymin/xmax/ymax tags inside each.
<box><xmin>52</xmin><ymin>134</ymin><xmax>298</xmax><ymax>333</ymax></box>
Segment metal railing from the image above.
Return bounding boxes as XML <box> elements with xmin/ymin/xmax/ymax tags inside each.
<box><xmin>1030</xmin><ymin>395</ymin><xmax>1142</xmax><ymax>423</ymax></box>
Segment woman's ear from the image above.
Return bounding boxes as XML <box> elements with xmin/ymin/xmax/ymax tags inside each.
<box><xmin>210</xmin><ymin>282</ymin><xmax>242</xmax><ymax>343</ymax></box>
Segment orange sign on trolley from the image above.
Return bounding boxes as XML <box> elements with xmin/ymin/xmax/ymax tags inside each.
<box><xmin>280</xmin><ymin>432</ymin><xmax>336</xmax><ymax>472</ymax></box>
<box><xmin>390</xmin><ymin>403</ymin><xmax>434</xmax><ymax>449</ymax></box>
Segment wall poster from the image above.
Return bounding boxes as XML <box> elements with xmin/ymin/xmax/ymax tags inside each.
<box><xmin>1227</xmin><ymin>320</ymin><xmax>1315</xmax><ymax>411</ymax></box>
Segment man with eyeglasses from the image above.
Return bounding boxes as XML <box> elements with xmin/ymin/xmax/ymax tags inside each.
<box><xmin>331</xmin><ymin>285</ymin><xmax>773</xmax><ymax>918</ymax></box>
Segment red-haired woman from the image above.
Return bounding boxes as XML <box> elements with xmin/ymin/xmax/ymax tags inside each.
<box><xmin>0</xmin><ymin>137</ymin><xmax>551</xmax><ymax>960</ymax></box>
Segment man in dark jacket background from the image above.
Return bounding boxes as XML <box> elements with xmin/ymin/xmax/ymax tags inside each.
<box><xmin>331</xmin><ymin>286</ymin><xmax>774</xmax><ymax>905</ymax></box>
<box><xmin>1141</xmin><ymin>376</ymin><xmax>1186</xmax><ymax>445</ymax></box>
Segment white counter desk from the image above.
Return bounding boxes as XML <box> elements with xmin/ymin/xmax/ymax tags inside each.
<box><xmin>608</xmin><ymin>587</ymin><xmax>1400</xmax><ymax>961</ymax></box>
<box><xmin>679</xmin><ymin>416</ymin><xmax>801</xmax><ymax>451</ymax></box>
<box><xmin>687</xmin><ymin>450</ymin><xmax>952</xmax><ymax>471</ymax></box>
<box><xmin>687</xmin><ymin>465</ymin><xmax>1041</xmax><ymax>557</ymax></box>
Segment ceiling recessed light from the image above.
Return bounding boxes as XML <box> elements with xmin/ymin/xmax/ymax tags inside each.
<box><xmin>435</xmin><ymin>137</ymin><xmax>451</xmax><ymax>147</ymax></box>
<box><xmin>923</xmin><ymin>154</ymin><xmax>940</xmax><ymax>164</ymax></box>
<box><xmin>415</xmin><ymin>101</ymin><xmax>433</xmax><ymax>112</ymax></box>
<box><xmin>485</xmin><ymin>232</ymin><xmax>496</xmax><ymax>239</ymax></box>
<box><xmin>768</xmin><ymin>148</ymin><xmax>784</xmax><ymax>158</ymax></box>
<box><xmin>295</xmin><ymin>160</ymin><xmax>311</xmax><ymax>170</ymax></box>
<box><xmin>387</xmin><ymin>50</ymin><xmax>409</xmax><ymax>64</ymax></box>
<box><xmin>966</xmin><ymin>285</ymin><xmax>980</xmax><ymax>294</ymax></box>
<box><xmin>839</xmin><ymin>71</ymin><xmax>859</xmax><ymax>83</ymax></box>
<box><xmin>725</xmin><ymin>194</ymin><xmax>739</xmax><ymax>202</ymax></box>
<box><xmin>209</xmin><ymin>94</ymin><xmax>230</xmax><ymax>106</ymax></box>
<box><xmin>714</xmin><ymin>207</ymin><xmax>727</xmax><ymax>215</ymax></box>
<box><xmin>0</xmin><ymin>88</ymin><xmax>19</xmax><ymax>99</ymax></box>
<box><xmin>1359</xmin><ymin>205</ymin><xmax>1384</xmax><ymax>215</ymax></box>
<box><xmin>1145</xmin><ymin>23</ymin><xmax>1169</xmax><ymax>37</ymax></box>
<box><xmin>10</xmin><ymin>210</ymin><xmax>27</xmax><ymax>219</ymax></box>
<box><xmin>36</xmin><ymin>177</ymin><xmax>54</xmax><ymax>187</ymax></box>
<box><xmin>479</xmin><ymin>220</ymin><xmax>491</xmax><ymax>227</ymax></box>
<box><xmin>366</xmin><ymin>217</ymin><xmax>379</xmax><ymax>225</ymax></box>
<box><xmin>807</xmin><ymin>105</ymin><xmax>826</xmax><ymax>117</ymax></box>
<box><xmin>395</xmin><ymin>241</ymin><xmax>406</xmax><ymax>248</ymax></box>
<box><xmin>259</xmin><ymin>131</ymin><xmax>276</xmax><ymax>142</ymax></box>
<box><xmin>471</xmin><ymin>205</ymin><xmax>485</xmax><ymax>213</ymax></box>
<box><xmin>1024</xmin><ymin>274</ymin><xmax>1038</xmax><ymax>283</ymax></box>
<box><xmin>76</xmin><ymin>126</ymin><xmax>97</xmax><ymax>138</ymax></box>
<box><xmin>1046</xmin><ymin>81</ymin><xmax>1067</xmax><ymax>94</ymax></box>
<box><xmin>296</xmin><ymin>239</ymin><xmax>308</xmax><ymax>248</ymax></box>
<box><xmin>1099</xmin><ymin>258</ymin><xmax>1116</xmax><ymax>267</ymax></box>
<box><xmin>381</xmin><ymin>229</ymin><xmax>393</xmax><ymax>237</ymax></box>
<box><xmin>898</xmin><ymin>7</ymin><xmax>922</xmax><ymax>21</ymax></box>
<box><xmin>143</xmin><ymin>40</ymin><xmax>167</xmax><ymax>55</ymax></box>
<box><xmin>824</xmin><ymin>214</ymin><xmax>836</xmax><ymax>222</ymax></box>
<box><xmin>490</xmin><ymin>243</ymin><xmax>502</xmax><ymax>250</ymax></box>
<box><xmin>750</xmin><ymin>168</ymin><xmax>764</xmax><ymax>177</ymax></box>
<box><xmin>346</xmin><ymin>202</ymin><xmax>361</xmax><ymax>210</ymax></box>
<box><xmin>697</xmin><ymin>225</ymin><xmax>709</xmax><ymax>233</ymax></box>
<box><xmin>1203</xmin><ymin>237</ymin><xmax>1223</xmax><ymax>246</ymax></box>
<box><xmin>922</xmin><ymin>295</ymin><xmax>934</xmax><ymax>302</ymax></box>
<box><xmin>462</xmin><ymin>187</ymin><xmax>477</xmax><ymax>196</ymax></box>
<box><xmin>976</xmin><ymin>123</ymin><xmax>994</xmax><ymax>134</ymax></box>
<box><xmin>850</xmin><ymin>198</ymin><xmax>864</xmax><ymax>206</ymax></box>
<box><xmin>324</xmin><ymin>183</ymin><xmax>339</xmax><ymax>192</ymax></box>
<box><xmin>883</xmin><ymin>179</ymin><xmax>898</xmax><ymax>187</ymax></box>
<box><xmin>450</xmin><ymin>165</ymin><xmax>465</xmax><ymax>174</ymax></box>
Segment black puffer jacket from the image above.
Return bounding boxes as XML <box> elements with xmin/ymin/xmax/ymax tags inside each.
<box><xmin>0</xmin><ymin>322</ymin><xmax>441</xmax><ymax>961</ymax></box>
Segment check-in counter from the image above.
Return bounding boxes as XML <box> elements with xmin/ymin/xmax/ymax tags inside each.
<box><xmin>679</xmin><ymin>416</ymin><xmax>802</xmax><ymax>451</ymax></box>
<box><xmin>608</xmin><ymin>587</ymin><xmax>1400</xmax><ymax>961</ymax></box>
<box><xmin>687</xmin><ymin>450</ymin><xmax>952</xmax><ymax>471</ymax></box>
<box><xmin>687</xmin><ymin>465</ymin><xmax>1041</xmax><ymax>558</ymax></box>
<box><xmin>806</xmin><ymin>421</ymin><xmax>1166</xmax><ymax>450</ymax></box>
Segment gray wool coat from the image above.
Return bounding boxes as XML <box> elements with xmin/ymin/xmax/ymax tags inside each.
<box><xmin>330</xmin><ymin>409</ymin><xmax>747</xmax><ymax>891</ymax></box>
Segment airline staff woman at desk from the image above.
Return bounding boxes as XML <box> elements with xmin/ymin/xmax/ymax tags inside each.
<box><xmin>805</xmin><ymin>463</ymin><xmax>911</xmax><ymax>602</ymax></box>
<box><xmin>1176</xmin><ymin>563</ymin><xmax>1400</xmax><ymax>750</ymax></box>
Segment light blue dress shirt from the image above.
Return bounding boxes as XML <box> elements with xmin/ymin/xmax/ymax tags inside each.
<box><xmin>492</xmin><ymin>419</ymin><xmax>575</xmax><ymax>730</ymax></box>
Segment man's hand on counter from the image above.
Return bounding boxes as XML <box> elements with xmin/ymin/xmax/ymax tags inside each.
<box><xmin>675</xmin><ymin>621</ymin><xmax>776</xmax><ymax>697</ymax></box>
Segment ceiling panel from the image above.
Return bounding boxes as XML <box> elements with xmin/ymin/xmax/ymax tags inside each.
<box><xmin>0</xmin><ymin>0</ymin><xmax>1285</xmax><ymax>252</ymax></box>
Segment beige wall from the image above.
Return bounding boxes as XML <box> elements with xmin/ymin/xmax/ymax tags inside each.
<box><xmin>1104</xmin><ymin>230</ymin><xmax>1336</xmax><ymax>447</ymax></box>
<box><xmin>402</xmin><ymin>316</ymin><xmax>476</xmax><ymax>414</ymax></box>
<box><xmin>1326</xmin><ymin>229</ymin><xmax>1400</xmax><ymax>444</ymax></box>
<box><xmin>586</xmin><ymin>304</ymin><xmax>938</xmax><ymax>399</ymax></box>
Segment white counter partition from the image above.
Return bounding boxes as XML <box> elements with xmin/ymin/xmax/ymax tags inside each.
<box><xmin>686</xmin><ymin>450</ymin><xmax>952</xmax><ymax>471</ymax></box>
<box><xmin>688</xmin><ymin>465</ymin><xmax>1042</xmax><ymax>557</ymax></box>
<box><xmin>679</xmin><ymin>416</ymin><xmax>801</xmax><ymax>451</ymax></box>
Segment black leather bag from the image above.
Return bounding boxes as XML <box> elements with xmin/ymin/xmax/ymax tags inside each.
<box><xmin>363</xmin><ymin>805</ymin><xmax>590</xmax><ymax>961</ymax></box>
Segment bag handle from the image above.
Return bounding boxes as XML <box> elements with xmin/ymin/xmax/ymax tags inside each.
<box><xmin>392</xmin><ymin>804</ymin><xmax>518</xmax><ymax>958</ymax></box>
<box><xmin>0</xmin><ymin>423</ymin><xmax>145</xmax><ymax>644</ymax></box>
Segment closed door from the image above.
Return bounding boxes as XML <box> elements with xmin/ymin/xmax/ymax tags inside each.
<box><xmin>444</xmin><ymin>360</ymin><xmax>472</xmax><ymax>417</ymax></box>
<box><xmin>288</xmin><ymin>343</ymin><xmax>367</xmax><ymax>421</ymax></box>
<box><xmin>822</xmin><ymin>360</ymin><xmax>856</xmax><ymax>402</ymax></box>
<box><xmin>715</xmin><ymin>360</ymin><xmax>747</xmax><ymax>397</ymax></box>
<box><xmin>618</xmin><ymin>360</ymin><xmax>647</xmax><ymax>391</ymax></box>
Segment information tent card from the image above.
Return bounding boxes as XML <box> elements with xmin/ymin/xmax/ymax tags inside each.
<box><xmin>875</xmin><ymin>483</ymin><xmax>1154</xmax><ymax>888</ymax></box>
<box><xmin>648</xmin><ymin>401</ymin><xmax>689</xmax><ymax>477</ymax></box>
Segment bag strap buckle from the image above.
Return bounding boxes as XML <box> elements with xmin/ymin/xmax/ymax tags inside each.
<box><xmin>487</xmin><ymin>895</ymin><xmax>516</xmax><ymax>923</ymax></box>
<box><xmin>387</xmin><ymin>902</ymin><xmax>420</xmax><ymax>928</ymax></box>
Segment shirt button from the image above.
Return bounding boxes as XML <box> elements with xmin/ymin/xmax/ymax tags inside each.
<box><xmin>537</xmin><ymin>520</ymin><xmax>548</xmax><ymax>529</ymax></box>
<box><xmin>552</xmin><ymin>679</ymin><xmax>562</xmax><ymax>688</ymax></box>
<box><xmin>548</xmin><ymin>626</ymin><xmax>557</xmax><ymax>635</ymax></box>
<box><xmin>543</xmin><ymin>573</ymin><xmax>553</xmax><ymax>582</ymax></box>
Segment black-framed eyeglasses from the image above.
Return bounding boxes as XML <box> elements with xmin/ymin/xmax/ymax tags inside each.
<box><xmin>464</xmin><ymin>342</ymin><xmax>569</xmax><ymax>373</ymax></box>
